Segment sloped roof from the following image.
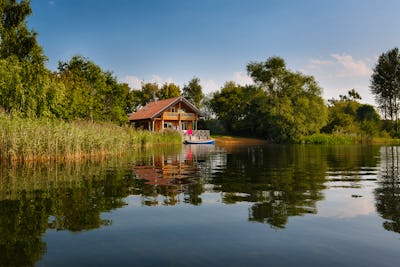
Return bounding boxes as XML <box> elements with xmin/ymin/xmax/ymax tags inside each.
<box><xmin>129</xmin><ymin>96</ymin><xmax>201</xmax><ymax>121</ymax></box>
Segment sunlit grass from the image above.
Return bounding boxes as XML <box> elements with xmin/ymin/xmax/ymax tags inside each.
<box><xmin>0</xmin><ymin>114</ymin><xmax>182</xmax><ymax>162</ymax></box>
<box><xmin>301</xmin><ymin>133</ymin><xmax>400</xmax><ymax>145</ymax></box>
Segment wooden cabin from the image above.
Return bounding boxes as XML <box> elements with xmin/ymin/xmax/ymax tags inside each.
<box><xmin>129</xmin><ymin>96</ymin><xmax>201</xmax><ymax>132</ymax></box>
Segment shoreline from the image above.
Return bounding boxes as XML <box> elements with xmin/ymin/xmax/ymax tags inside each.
<box><xmin>212</xmin><ymin>136</ymin><xmax>269</xmax><ymax>146</ymax></box>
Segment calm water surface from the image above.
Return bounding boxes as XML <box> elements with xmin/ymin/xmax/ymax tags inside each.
<box><xmin>1</xmin><ymin>144</ymin><xmax>400</xmax><ymax>266</ymax></box>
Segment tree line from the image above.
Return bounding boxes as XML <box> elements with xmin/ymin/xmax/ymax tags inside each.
<box><xmin>1</xmin><ymin>0</ymin><xmax>399</xmax><ymax>142</ymax></box>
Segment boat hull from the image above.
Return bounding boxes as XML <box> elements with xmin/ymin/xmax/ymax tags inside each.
<box><xmin>184</xmin><ymin>139</ymin><xmax>215</xmax><ymax>145</ymax></box>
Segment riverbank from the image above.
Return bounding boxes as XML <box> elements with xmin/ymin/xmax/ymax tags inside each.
<box><xmin>301</xmin><ymin>133</ymin><xmax>400</xmax><ymax>145</ymax></box>
<box><xmin>0</xmin><ymin>114</ymin><xmax>182</xmax><ymax>163</ymax></box>
<box><xmin>213</xmin><ymin>134</ymin><xmax>400</xmax><ymax>145</ymax></box>
<box><xmin>212</xmin><ymin>135</ymin><xmax>269</xmax><ymax>146</ymax></box>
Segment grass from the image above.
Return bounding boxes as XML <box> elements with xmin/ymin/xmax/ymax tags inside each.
<box><xmin>0</xmin><ymin>114</ymin><xmax>182</xmax><ymax>162</ymax></box>
<box><xmin>300</xmin><ymin>133</ymin><xmax>360</xmax><ymax>145</ymax></box>
<box><xmin>212</xmin><ymin>133</ymin><xmax>400</xmax><ymax>145</ymax></box>
<box><xmin>301</xmin><ymin>133</ymin><xmax>400</xmax><ymax>145</ymax></box>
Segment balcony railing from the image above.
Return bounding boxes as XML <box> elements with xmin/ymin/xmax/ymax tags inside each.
<box><xmin>163</xmin><ymin>112</ymin><xmax>196</xmax><ymax>121</ymax></box>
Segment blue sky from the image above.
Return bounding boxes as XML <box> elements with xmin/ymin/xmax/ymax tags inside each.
<box><xmin>28</xmin><ymin>0</ymin><xmax>400</xmax><ymax>104</ymax></box>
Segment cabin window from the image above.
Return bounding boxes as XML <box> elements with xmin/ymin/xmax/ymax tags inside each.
<box><xmin>170</xmin><ymin>107</ymin><xmax>175</xmax><ymax>112</ymax></box>
<box><xmin>164</xmin><ymin>122</ymin><xmax>173</xmax><ymax>129</ymax></box>
<box><xmin>181</xmin><ymin>121</ymin><xmax>188</xmax><ymax>130</ymax></box>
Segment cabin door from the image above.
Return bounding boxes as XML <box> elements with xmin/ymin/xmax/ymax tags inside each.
<box><xmin>181</xmin><ymin>121</ymin><xmax>188</xmax><ymax>131</ymax></box>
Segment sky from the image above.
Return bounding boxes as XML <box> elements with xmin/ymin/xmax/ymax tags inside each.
<box><xmin>28</xmin><ymin>0</ymin><xmax>400</xmax><ymax>105</ymax></box>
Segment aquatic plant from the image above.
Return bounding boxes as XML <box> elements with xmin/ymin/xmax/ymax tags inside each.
<box><xmin>0</xmin><ymin>114</ymin><xmax>182</xmax><ymax>162</ymax></box>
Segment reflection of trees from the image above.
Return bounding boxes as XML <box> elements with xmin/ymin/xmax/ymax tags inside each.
<box><xmin>0</xmin><ymin>196</ymin><xmax>47</xmax><ymax>267</ymax></box>
<box><xmin>209</xmin><ymin>145</ymin><xmax>381</xmax><ymax>229</ymax></box>
<box><xmin>0</xmin><ymin>145</ymin><xmax>208</xmax><ymax>266</ymax></box>
<box><xmin>375</xmin><ymin>146</ymin><xmax>400</xmax><ymax>233</ymax></box>
<box><xmin>0</xmin><ymin>159</ymin><xmax>140</xmax><ymax>267</ymax></box>
<box><xmin>326</xmin><ymin>146</ymin><xmax>381</xmax><ymax>187</ymax></box>
<box><xmin>210</xmin><ymin>145</ymin><xmax>328</xmax><ymax>229</ymax></box>
<box><xmin>0</xmin><ymin>143</ymin><xmax>388</xmax><ymax>265</ymax></box>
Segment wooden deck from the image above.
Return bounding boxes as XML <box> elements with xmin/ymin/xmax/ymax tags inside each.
<box><xmin>182</xmin><ymin>130</ymin><xmax>210</xmax><ymax>141</ymax></box>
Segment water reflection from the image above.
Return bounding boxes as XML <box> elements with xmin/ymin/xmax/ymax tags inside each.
<box><xmin>375</xmin><ymin>146</ymin><xmax>400</xmax><ymax>233</ymax></box>
<box><xmin>208</xmin><ymin>145</ymin><xmax>328</xmax><ymax>228</ymax></box>
<box><xmin>0</xmin><ymin>159</ymin><xmax>139</xmax><ymax>266</ymax></box>
<box><xmin>130</xmin><ymin>145</ymin><xmax>213</xmax><ymax>206</ymax></box>
<box><xmin>0</xmin><ymin>144</ymin><xmax>399</xmax><ymax>266</ymax></box>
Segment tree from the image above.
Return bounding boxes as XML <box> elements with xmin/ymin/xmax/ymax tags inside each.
<box><xmin>371</xmin><ymin>47</ymin><xmax>400</xmax><ymax>129</ymax></box>
<box><xmin>183</xmin><ymin>77</ymin><xmax>204</xmax><ymax>109</ymax></box>
<box><xmin>125</xmin><ymin>89</ymin><xmax>141</xmax><ymax>113</ymax></box>
<box><xmin>0</xmin><ymin>0</ymin><xmax>46</xmax><ymax>64</ymax></box>
<box><xmin>356</xmin><ymin>104</ymin><xmax>381</xmax><ymax>137</ymax></box>
<box><xmin>57</xmin><ymin>56</ymin><xmax>129</xmax><ymax>123</ymax></box>
<box><xmin>0</xmin><ymin>0</ymin><xmax>56</xmax><ymax>117</ymax></box>
<box><xmin>210</xmin><ymin>82</ymin><xmax>275</xmax><ymax>136</ymax></box>
<box><xmin>139</xmin><ymin>82</ymin><xmax>159</xmax><ymax>105</ymax></box>
<box><xmin>158</xmin><ymin>82</ymin><xmax>181</xmax><ymax>99</ymax></box>
<box><xmin>246</xmin><ymin>56</ymin><xmax>328</xmax><ymax>142</ymax></box>
<box><xmin>210</xmin><ymin>81</ymin><xmax>245</xmax><ymax>133</ymax></box>
<box><xmin>322</xmin><ymin>90</ymin><xmax>381</xmax><ymax>137</ymax></box>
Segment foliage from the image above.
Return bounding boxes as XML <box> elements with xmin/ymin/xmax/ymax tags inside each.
<box><xmin>158</xmin><ymin>82</ymin><xmax>181</xmax><ymax>99</ymax></box>
<box><xmin>0</xmin><ymin>0</ymin><xmax>46</xmax><ymax>64</ymax></box>
<box><xmin>0</xmin><ymin>0</ymin><xmax>57</xmax><ymax>117</ymax></box>
<box><xmin>210</xmin><ymin>81</ymin><xmax>246</xmax><ymax>133</ymax></box>
<box><xmin>371</xmin><ymin>47</ymin><xmax>400</xmax><ymax>126</ymax></box>
<box><xmin>247</xmin><ymin>56</ymin><xmax>328</xmax><ymax>142</ymax></box>
<box><xmin>183</xmin><ymin>77</ymin><xmax>204</xmax><ymax>109</ymax></box>
<box><xmin>57</xmin><ymin>55</ymin><xmax>129</xmax><ymax>124</ymax></box>
<box><xmin>301</xmin><ymin>133</ymin><xmax>360</xmax><ymax>144</ymax></box>
<box><xmin>210</xmin><ymin>57</ymin><xmax>327</xmax><ymax>142</ymax></box>
<box><xmin>323</xmin><ymin>90</ymin><xmax>381</xmax><ymax>138</ymax></box>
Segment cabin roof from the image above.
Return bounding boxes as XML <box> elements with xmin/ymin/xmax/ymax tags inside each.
<box><xmin>129</xmin><ymin>96</ymin><xmax>201</xmax><ymax>121</ymax></box>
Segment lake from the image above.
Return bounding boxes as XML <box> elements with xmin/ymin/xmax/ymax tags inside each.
<box><xmin>1</xmin><ymin>144</ymin><xmax>399</xmax><ymax>267</ymax></box>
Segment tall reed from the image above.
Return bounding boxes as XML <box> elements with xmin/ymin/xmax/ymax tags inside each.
<box><xmin>0</xmin><ymin>114</ymin><xmax>182</xmax><ymax>162</ymax></box>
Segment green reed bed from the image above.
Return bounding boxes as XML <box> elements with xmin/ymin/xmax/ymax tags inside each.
<box><xmin>0</xmin><ymin>114</ymin><xmax>182</xmax><ymax>162</ymax></box>
<box><xmin>301</xmin><ymin>132</ymin><xmax>400</xmax><ymax>145</ymax></box>
<box><xmin>300</xmin><ymin>133</ymin><xmax>361</xmax><ymax>145</ymax></box>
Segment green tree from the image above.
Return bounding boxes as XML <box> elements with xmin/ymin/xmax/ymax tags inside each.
<box><xmin>139</xmin><ymin>82</ymin><xmax>159</xmax><ymax>105</ymax></box>
<box><xmin>210</xmin><ymin>81</ymin><xmax>245</xmax><ymax>133</ymax></box>
<box><xmin>57</xmin><ymin>56</ymin><xmax>129</xmax><ymax>123</ymax></box>
<box><xmin>371</xmin><ymin>47</ymin><xmax>400</xmax><ymax>128</ymax></box>
<box><xmin>322</xmin><ymin>90</ymin><xmax>381</xmax><ymax>137</ymax></box>
<box><xmin>0</xmin><ymin>0</ymin><xmax>45</xmax><ymax>64</ymax></box>
<box><xmin>323</xmin><ymin>95</ymin><xmax>361</xmax><ymax>134</ymax></box>
<box><xmin>356</xmin><ymin>104</ymin><xmax>381</xmax><ymax>137</ymax></box>
<box><xmin>158</xmin><ymin>82</ymin><xmax>181</xmax><ymax>99</ymax></box>
<box><xmin>126</xmin><ymin>89</ymin><xmax>143</xmax><ymax>113</ymax></box>
<box><xmin>0</xmin><ymin>0</ymin><xmax>60</xmax><ymax>117</ymax></box>
<box><xmin>247</xmin><ymin>56</ymin><xmax>327</xmax><ymax>142</ymax></box>
<box><xmin>183</xmin><ymin>77</ymin><xmax>204</xmax><ymax>109</ymax></box>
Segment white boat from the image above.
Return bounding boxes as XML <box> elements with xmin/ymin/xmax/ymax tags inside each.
<box><xmin>184</xmin><ymin>139</ymin><xmax>215</xmax><ymax>145</ymax></box>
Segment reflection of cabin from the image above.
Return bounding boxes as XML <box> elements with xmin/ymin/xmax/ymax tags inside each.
<box><xmin>132</xmin><ymin>146</ymin><xmax>197</xmax><ymax>187</ymax></box>
<box><xmin>129</xmin><ymin>96</ymin><xmax>201</xmax><ymax>132</ymax></box>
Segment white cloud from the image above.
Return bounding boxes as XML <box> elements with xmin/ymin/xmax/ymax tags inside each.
<box><xmin>122</xmin><ymin>75</ymin><xmax>143</xmax><ymax>89</ymax></box>
<box><xmin>233</xmin><ymin>71</ymin><xmax>253</xmax><ymax>86</ymax></box>
<box><xmin>331</xmin><ymin>54</ymin><xmax>372</xmax><ymax>77</ymax></box>
<box><xmin>307</xmin><ymin>53</ymin><xmax>372</xmax><ymax>78</ymax></box>
<box><xmin>303</xmin><ymin>53</ymin><xmax>376</xmax><ymax>105</ymax></box>
<box><xmin>48</xmin><ymin>1</ymin><xmax>55</xmax><ymax>6</ymax></box>
<box><xmin>121</xmin><ymin>74</ymin><xmax>176</xmax><ymax>90</ymax></box>
<box><xmin>150</xmin><ymin>74</ymin><xmax>174</xmax><ymax>85</ymax></box>
<box><xmin>201</xmin><ymin>79</ymin><xmax>219</xmax><ymax>94</ymax></box>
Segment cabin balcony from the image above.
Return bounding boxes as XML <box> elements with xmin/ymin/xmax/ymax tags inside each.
<box><xmin>163</xmin><ymin>112</ymin><xmax>196</xmax><ymax>121</ymax></box>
